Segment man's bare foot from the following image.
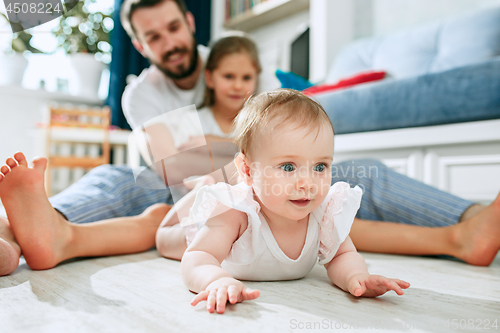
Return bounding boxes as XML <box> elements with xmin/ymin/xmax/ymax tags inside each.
<box><xmin>0</xmin><ymin>216</ymin><xmax>21</xmax><ymax>275</ymax></box>
<box><xmin>0</xmin><ymin>152</ymin><xmax>74</xmax><ymax>270</ymax></box>
<box><xmin>452</xmin><ymin>193</ymin><xmax>500</xmax><ymax>266</ymax></box>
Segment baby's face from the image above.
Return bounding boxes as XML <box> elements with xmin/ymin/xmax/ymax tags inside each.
<box><xmin>248</xmin><ymin>121</ymin><xmax>334</xmax><ymax>222</ymax></box>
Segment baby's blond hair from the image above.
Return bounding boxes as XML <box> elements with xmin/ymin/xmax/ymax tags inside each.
<box><xmin>232</xmin><ymin>89</ymin><xmax>334</xmax><ymax>157</ymax></box>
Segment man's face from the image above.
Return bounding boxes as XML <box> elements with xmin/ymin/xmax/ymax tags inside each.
<box><xmin>131</xmin><ymin>0</ymin><xmax>198</xmax><ymax>80</ymax></box>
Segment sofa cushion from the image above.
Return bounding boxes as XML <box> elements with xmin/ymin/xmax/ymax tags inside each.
<box><xmin>303</xmin><ymin>71</ymin><xmax>386</xmax><ymax>95</ymax></box>
<box><xmin>315</xmin><ymin>59</ymin><xmax>500</xmax><ymax>134</ymax></box>
<box><xmin>327</xmin><ymin>7</ymin><xmax>500</xmax><ymax>82</ymax></box>
<box><xmin>274</xmin><ymin>69</ymin><xmax>314</xmax><ymax>90</ymax></box>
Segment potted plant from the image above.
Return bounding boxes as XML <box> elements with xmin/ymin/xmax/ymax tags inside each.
<box><xmin>52</xmin><ymin>0</ymin><xmax>113</xmax><ymax>98</ymax></box>
<box><xmin>0</xmin><ymin>13</ymin><xmax>42</xmax><ymax>86</ymax></box>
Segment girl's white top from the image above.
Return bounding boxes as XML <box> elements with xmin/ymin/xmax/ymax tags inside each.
<box><xmin>182</xmin><ymin>181</ymin><xmax>363</xmax><ymax>281</ymax></box>
<box><xmin>163</xmin><ymin>106</ymin><xmax>230</xmax><ymax>149</ymax></box>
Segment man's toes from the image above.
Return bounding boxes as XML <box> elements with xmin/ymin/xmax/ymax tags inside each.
<box><xmin>31</xmin><ymin>157</ymin><xmax>48</xmax><ymax>174</ymax></box>
<box><xmin>13</xmin><ymin>152</ymin><xmax>28</xmax><ymax>167</ymax></box>
<box><xmin>5</xmin><ymin>158</ymin><xmax>18</xmax><ymax>169</ymax></box>
<box><xmin>0</xmin><ymin>165</ymin><xmax>10</xmax><ymax>176</ymax></box>
<box><xmin>0</xmin><ymin>173</ymin><xmax>4</xmax><ymax>183</ymax></box>
<box><xmin>493</xmin><ymin>192</ymin><xmax>500</xmax><ymax>207</ymax></box>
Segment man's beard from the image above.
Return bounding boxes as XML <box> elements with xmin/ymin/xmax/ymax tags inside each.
<box><xmin>154</xmin><ymin>35</ymin><xmax>199</xmax><ymax>80</ymax></box>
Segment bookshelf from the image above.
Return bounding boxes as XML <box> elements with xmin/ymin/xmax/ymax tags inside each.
<box><xmin>224</xmin><ymin>0</ymin><xmax>309</xmax><ymax>31</ymax></box>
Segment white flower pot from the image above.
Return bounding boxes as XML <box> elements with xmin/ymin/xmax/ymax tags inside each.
<box><xmin>0</xmin><ymin>53</ymin><xmax>28</xmax><ymax>86</ymax></box>
<box><xmin>69</xmin><ymin>53</ymin><xmax>106</xmax><ymax>99</ymax></box>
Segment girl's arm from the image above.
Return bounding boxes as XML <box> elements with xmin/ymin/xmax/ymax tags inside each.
<box><xmin>141</xmin><ymin>125</ymin><xmax>231</xmax><ymax>185</ymax></box>
<box><xmin>181</xmin><ymin>207</ymin><xmax>260</xmax><ymax>313</ymax></box>
<box><xmin>325</xmin><ymin>236</ymin><xmax>410</xmax><ymax>297</ymax></box>
<box><xmin>136</xmin><ymin>122</ymin><xmax>178</xmax><ymax>177</ymax></box>
<box><xmin>178</xmin><ymin>134</ymin><xmax>233</xmax><ymax>151</ymax></box>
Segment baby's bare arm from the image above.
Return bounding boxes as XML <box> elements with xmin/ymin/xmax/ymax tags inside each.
<box><xmin>180</xmin><ymin>208</ymin><xmax>259</xmax><ymax>313</ymax></box>
<box><xmin>325</xmin><ymin>236</ymin><xmax>368</xmax><ymax>292</ymax></box>
<box><xmin>180</xmin><ymin>207</ymin><xmax>247</xmax><ymax>293</ymax></box>
<box><xmin>325</xmin><ymin>236</ymin><xmax>410</xmax><ymax>297</ymax></box>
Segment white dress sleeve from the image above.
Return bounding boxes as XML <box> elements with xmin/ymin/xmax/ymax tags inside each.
<box><xmin>181</xmin><ymin>182</ymin><xmax>262</xmax><ymax>250</ymax></box>
<box><xmin>317</xmin><ymin>182</ymin><xmax>363</xmax><ymax>265</ymax></box>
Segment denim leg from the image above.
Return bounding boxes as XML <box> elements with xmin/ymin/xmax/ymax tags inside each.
<box><xmin>332</xmin><ymin>159</ymin><xmax>474</xmax><ymax>227</ymax></box>
<box><xmin>49</xmin><ymin>165</ymin><xmax>171</xmax><ymax>224</ymax></box>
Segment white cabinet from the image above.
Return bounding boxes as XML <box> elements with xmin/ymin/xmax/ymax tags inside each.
<box><xmin>333</xmin><ymin>119</ymin><xmax>500</xmax><ymax>204</ymax></box>
<box><xmin>423</xmin><ymin>143</ymin><xmax>500</xmax><ymax>203</ymax></box>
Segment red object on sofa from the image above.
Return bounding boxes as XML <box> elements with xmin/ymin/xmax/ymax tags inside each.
<box><xmin>302</xmin><ymin>71</ymin><xmax>387</xmax><ymax>95</ymax></box>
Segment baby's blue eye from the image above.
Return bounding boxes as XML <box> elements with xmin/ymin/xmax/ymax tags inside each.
<box><xmin>280</xmin><ymin>164</ymin><xmax>295</xmax><ymax>172</ymax></box>
<box><xmin>314</xmin><ymin>164</ymin><xmax>326</xmax><ymax>172</ymax></box>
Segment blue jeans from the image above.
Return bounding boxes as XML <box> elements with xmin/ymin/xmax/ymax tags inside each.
<box><xmin>49</xmin><ymin>160</ymin><xmax>473</xmax><ymax>226</ymax></box>
<box><xmin>49</xmin><ymin>165</ymin><xmax>172</xmax><ymax>223</ymax></box>
<box><xmin>332</xmin><ymin>159</ymin><xmax>472</xmax><ymax>226</ymax></box>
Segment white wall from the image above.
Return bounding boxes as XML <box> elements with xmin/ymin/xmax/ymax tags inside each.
<box><xmin>310</xmin><ymin>0</ymin><xmax>357</xmax><ymax>82</ymax></box>
<box><xmin>247</xmin><ymin>10</ymin><xmax>309</xmax><ymax>91</ymax></box>
<box><xmin>210</xmin><ymin>0</ymin><xmax>227</xmax><ymax>43</ymax></box>
<box><xmin>372</xmin><ymin>0</ymin><xmax>500</xmax><ymax>36</ymax></box>
<box><xmin>213</xmin><ymin>0</ymin><xmax>369</xmax><ymax>82</ymax></box>
<box><xmin>0</xmin><ymin>87</ymin><xmax>43</xmax><ymax>163</ymax></box>
<box><xmin>0</xmin><ymin>86</ymin><xmax>103</xmax><ymax>164</ymax></box>
<box><xmin>211</xmin><ymin>0</ymin><xmax>308</xmax><ymax>89</ymax></box>
<box><xmin>310</xmin><ymin>0</ymin><xmax>500</xmax><ymax>81</ymax></box>
<box><xmin>211</xmin><ymin>0</ymin><xmax>500</xmax><ymax>82</ymax></box>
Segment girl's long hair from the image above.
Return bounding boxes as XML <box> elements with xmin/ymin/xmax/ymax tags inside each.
<box><xmin>200</xmin><ymin>33</ymin><xmax>262</xmax><ymax>109</ymax></box>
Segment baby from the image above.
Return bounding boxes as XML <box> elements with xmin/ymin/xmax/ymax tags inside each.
<box><xmin>180</xmin><ymin>89</ymin><xmax>410</xmax><ymax>314</ymax></box>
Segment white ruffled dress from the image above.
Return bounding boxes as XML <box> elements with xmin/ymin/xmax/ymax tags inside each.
<box><xmin>182</xmin><ymin>181</ymin><xmax>363</xmax><ymax>281</ymax></box>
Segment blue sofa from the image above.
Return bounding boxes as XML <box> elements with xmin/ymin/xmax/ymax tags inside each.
<box><xmin>314</xmin><ymin>7</ymin><xmax>500</xmax><ymax>134</ymax></box>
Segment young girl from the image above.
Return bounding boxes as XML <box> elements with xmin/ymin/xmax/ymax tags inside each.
<box><xmin>155</xmin><ymin>34</ymin><xmax>262</xmax><ymax>259</ymax></box>
<box><xmin>180</xmin><ymin>89</ymin><xmax>410</xmax><ymax>314</ymax></box>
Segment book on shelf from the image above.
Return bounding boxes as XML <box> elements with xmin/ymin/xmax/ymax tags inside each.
<box><xmin>225</xmin><ymin>0</ymin><xmax>270</xmax><ymax>21</ymax></box>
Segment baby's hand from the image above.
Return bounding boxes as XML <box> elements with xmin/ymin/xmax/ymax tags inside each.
<box><xmin>347</xmin><ymin>273</ymin><xmax>410</xmax><ymax>297</ymax></box>
<box><xmin>191</xmin><ymin>277</ymin><xmax>260</xmax><ymax>314</ymax></box>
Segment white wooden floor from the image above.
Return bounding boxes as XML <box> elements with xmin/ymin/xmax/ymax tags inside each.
<box><xmin>1</xmin><ymin>250</ymin><xmax>499</xmax><ymax>333</ymax></box>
